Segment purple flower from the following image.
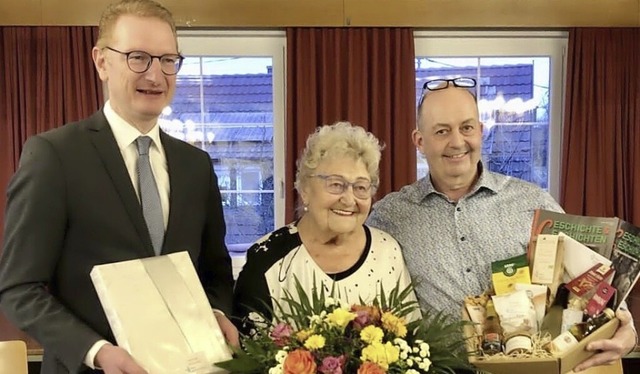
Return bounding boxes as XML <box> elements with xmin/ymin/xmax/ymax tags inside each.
<box><xmin>319</xmin><ymin>355</ymin><xmax>345</xmax><ymax>374</ymax></box>
<box><xmin>270</xmin><ymin>322</ymin><xmax>293</xmax><ymax>347</ymax></box>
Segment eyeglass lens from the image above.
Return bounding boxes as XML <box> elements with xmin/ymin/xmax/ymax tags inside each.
<box><xmin>316</xmin><ymin>175</ymin><xmax>373</xmax><ymax>199</ymax></box>
<box><xmin>424</xmin><ymin>77</ymin><xmax>476</xmax><ymax>91</ymax></box>
<box><xmin>126</xmin><ymin>51</ymin><xmax>183</xmax><ymax>75</ymax></box>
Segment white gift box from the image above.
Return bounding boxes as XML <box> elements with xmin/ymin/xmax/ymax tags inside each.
<box><xmin>90</xmin><ymin>251</ymin><xmax>231</xmax><ymax>374</ymax></box>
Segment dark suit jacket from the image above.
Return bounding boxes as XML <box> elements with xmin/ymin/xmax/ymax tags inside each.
<box><xmin>0</xmin><ymin>110</ymin><xmax>234</xmax><ymax>373</ymax></box>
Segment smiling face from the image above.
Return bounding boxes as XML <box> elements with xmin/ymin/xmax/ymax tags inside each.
<box><xmin>413</xmin><ymin>87</ymin><xmax>483</xmax><ymax>194</ymax></box>
<box><xmin>300</xmin><ymin>157</ymin><xmax>372</xmax><ymax>238</ymax></box>
<box><xmin>92</xmin><ymin>15</ymin><xmax>177</xmax><ymax>133</ymax></box>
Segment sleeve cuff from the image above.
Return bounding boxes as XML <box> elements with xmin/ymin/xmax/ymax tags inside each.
<box><xmin>84</xmin><ymin>340</ymin><xmax>111</xmax><ymax>369</ymax></box>
<box><xmin>213</xmin><ymin>308</ymin><xmax>225</xmax><ymax>317</ymax></box>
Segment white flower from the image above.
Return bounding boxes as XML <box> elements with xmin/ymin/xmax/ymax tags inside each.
<box><xmin>400</xmin><ymin>351</ymin><xmax>408</xmax><ymax>360</ymax></box>
<box><xmin>324</xmin><ymin>297</ymin><xmax>337</xmax><ymax>307</ymax></box>
<box><xmin>419</xmin><ymin>342</ymin><xmax>430</xmax><ymax>357</ymax></box>
<box><xmin>418</xmin><ymin>358</ymin><xmax>432</xmax><ymax>371</ymax></box>
<box><xmin>275</xmin><ymin>350</ymin><xmax>287</xmax><ymax>363</ymax></box>
<box><xmin>407</xmin><ymin>358</ymin><xmax>414</xmax><ymax>367</ymax></box>
<box><xmin>394</xmin><ymin>338</ymin><xmax>410</xmax><ymax>350</ymax></box>
<box><xmin>268</xmin><ymin>363</ymin><xmax>283</xmax><ymax>374</ymax></box>
<box><xmin>405</xmin><ymin>370</ymin><xmax>420</xmax><ymax>374</ymax></box>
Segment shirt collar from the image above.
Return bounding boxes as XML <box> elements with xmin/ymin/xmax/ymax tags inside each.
<box><xmin>416</xmin><ymin>162</ymin><xmax>501</xmax><ymax>202</ymax></box>
<box><xmin>103</xmin><ymin>100</ymin><xmax>162</xmax><ymax>151</ymax></box>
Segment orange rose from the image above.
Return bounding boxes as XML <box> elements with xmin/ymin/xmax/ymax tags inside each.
<box><xmin>357</xmin><ymin>362</ymin><xmax>386</xmax><ymax>374</ymax></box>
<box><xmin>283</xmin><ymin>349</ymin><xmax>317</xmax><ymax>374</ymax></box>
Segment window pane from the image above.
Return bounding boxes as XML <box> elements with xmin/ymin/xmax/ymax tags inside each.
<box><xmin>415</xmin><ymin>57</ymin><xmax>551</xmax><ymax>190</ymax></box>
<box><xmin>160</xmin><ymin>56</ymin><xmax>275</xmax><ymax>252</ymax></box>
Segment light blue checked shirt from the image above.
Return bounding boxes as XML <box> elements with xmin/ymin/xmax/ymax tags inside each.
<box><xmin>367</xmin><ymin>164</ymin><xmax>563</xmax><ymax>319</ymax></box>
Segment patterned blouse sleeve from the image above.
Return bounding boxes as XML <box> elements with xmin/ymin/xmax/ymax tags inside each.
<box><xmin>232</xmin><ymin>243</ymin><xmax>274</xmax><ymax>334</ymax></box>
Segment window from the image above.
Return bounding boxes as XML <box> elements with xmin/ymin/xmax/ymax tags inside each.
<box><xmin>160</xmin><ymin>31</ymin><xmax>286</xmax><ymax>257</ymax></box>
<box><xmin>414</xmin><ymin>31</ymin><xmax>567</xmax><ymax>199</ymax></box>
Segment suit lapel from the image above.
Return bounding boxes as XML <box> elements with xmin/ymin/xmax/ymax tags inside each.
<box><xmin>85</xmin><ymin>111</ymin><xmax>155</xmax><ymax>256</ymax></box>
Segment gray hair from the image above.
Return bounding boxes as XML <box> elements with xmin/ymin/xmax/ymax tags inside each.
<box><xmin>294</xmin><ymin>121</ymin><xmax>384</xmax><ymax>194</ymax></box>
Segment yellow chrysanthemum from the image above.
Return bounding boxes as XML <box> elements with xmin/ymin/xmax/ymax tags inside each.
<box><xmin>296</xmin><ymin>329</ymin><xmax>313</xmax><ymax>342</ymax></box>
<box><xmin>303</xmin><ymin>334</ymin><xmax>326</xmax><ymax>350</ymax></box>
<box><xmin>360</xmin><ymin>341</ymin><xmax>400</xmax><ymax>369</ymax></box>
<box><xmin>381</xmin><ymin>311</ymin><xmax>407</xmax><ymax>338</ymax></box>
<box><xmin>326</xmin><ymin>308</ymin><xmax>357</xmax><ymax>330</ymax></box>
<box><xmin>360</xmin><ymin>325</ymin><xmax>384</xmax><ymax>344</ymax></box>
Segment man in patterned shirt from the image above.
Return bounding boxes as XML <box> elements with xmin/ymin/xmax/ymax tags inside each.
<box><xmin>367</xmin><ymin>78</ymin><xmax>636</xmax><ymax>371</ymax></box>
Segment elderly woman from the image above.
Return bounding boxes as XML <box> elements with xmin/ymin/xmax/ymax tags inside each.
<box><xmin>233</xmin><ymin>121</ymin><xmax>419</xmax><ymax>330</ymax></box>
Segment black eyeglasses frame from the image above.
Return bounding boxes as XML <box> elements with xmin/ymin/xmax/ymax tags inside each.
<box><xmin>105</xmin><ymin>46</ymin><xmax>184</xmax><ymax>75</ymax></box>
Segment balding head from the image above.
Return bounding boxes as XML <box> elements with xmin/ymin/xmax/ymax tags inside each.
<box><xmin>417</xmin><ymin>86</ymin><xmax>478</xmax><ymax>131</ymax></box>
<box><xmin>412</xmin><ymin>86</ymin><xmax>483</xmax><ymax>200</ymax></box>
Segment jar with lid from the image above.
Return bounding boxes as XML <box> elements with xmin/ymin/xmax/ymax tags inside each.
<box><xmin>504</xmin><ymin>331</ymin><xmax>532</xmax><ymax>355</ymax></box>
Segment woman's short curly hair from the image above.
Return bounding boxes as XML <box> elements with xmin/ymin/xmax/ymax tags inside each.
<box><xmin>294</xmin><ymin>121</ymin><xmax>385</xmax><ymax>194</ymax></box>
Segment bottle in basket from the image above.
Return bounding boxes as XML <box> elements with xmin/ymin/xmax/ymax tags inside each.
<box><xmin>482</xmin><ymin>299</ymin><xmax>503</xmax><ymax>355</ymax></box>
<box><xmin>550</xmin><ymin>308</ymin><xmax>615</xmax><ymax>354</ymax></box>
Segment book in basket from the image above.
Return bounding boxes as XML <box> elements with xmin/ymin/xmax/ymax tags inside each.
<box><xmin>611</xmin><ymin>220</ymin><xmax>640</xmax><ymax>310</ymax></box>
<box><xmin>90</xmin><ymin>251</ymin><xmax>231</xmax><ymax>374</ymax></box>
<box><xmin>529</xmin><ymin>209</ymin><xmax>619</xmax><ymax>259</ymax></box>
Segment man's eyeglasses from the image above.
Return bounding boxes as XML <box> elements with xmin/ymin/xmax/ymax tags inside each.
<box><xmin>309</xmin><ymin>174</ymin><xmax>376</xmax><ymax>199</ymax></box>
<box><xmin>105</xmin><ymin>47</ymin><xmax>184</xmax><ymax>75</ymax></box>
<box><xmin>418</xmin><ymin>77</ymin><xmax>477</xmax><ymax>107</ymax></box>
<box><xmin>423</xmin><ymin>77</ymin><xmax>477</xmax><ymax>91</ymax></box>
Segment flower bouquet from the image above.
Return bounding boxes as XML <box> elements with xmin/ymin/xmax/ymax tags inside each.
<box><xmin>217</xmin><ymin>277</ymin><xmax>471</xmax><ymax>373</ymax></box>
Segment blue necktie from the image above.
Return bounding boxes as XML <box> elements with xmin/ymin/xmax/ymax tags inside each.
<box><xmin>136</xmin><ymin>136</ymin><xmax>164</xmax><ymax>255</ymax></box>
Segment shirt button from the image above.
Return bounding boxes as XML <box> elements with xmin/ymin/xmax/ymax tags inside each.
<box><xmin>466</xmin><ymin>268</ymin><xmax>472</xmax><ymax>273</ymax></box>
<box><xmin>460</xmin><ymin>236</ymin><xmax>466</xmax><ymax>241</ymax></box>
<box><xmin>456</xmin><ymin>207</ymin><xmax>462</xmax><ymax>212</ymax></box>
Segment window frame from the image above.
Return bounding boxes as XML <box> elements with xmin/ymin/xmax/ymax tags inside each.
<box><xmin>176</xmin><ymin>30</ymin><xmax>287</xmax><ymax>231</ymax></box>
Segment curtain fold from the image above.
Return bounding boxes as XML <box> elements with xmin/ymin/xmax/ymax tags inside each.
<box><xmin>0</xmin><ymin>26</ymin><xmax>104</xmax><ymax>245</ymax></box>
<box><xmin>561</xmin><ymin>28</ymin><xmax>640</xmax><ymax>222</ymax></box>
<box><xmin>285</xmin><ymin>27</ymin><xmax>417</xmax><ymax>222</ymax></box>
<box><xmin>561</xmin><ymin>27</ymin><xmax>640</xmax><ymax>336</ymax></box>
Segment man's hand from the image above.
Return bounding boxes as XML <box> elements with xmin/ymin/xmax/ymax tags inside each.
<box><xmin>94</xmin><ymin>344</ymin><xmax>148</xmax><ymax>374</ymax></box>
<box><xmin>215</xmin><ymin>311</ymin><xmax>240</xmax><ymax>348</ymax></box>
<box><xmin>573</xmin><ymin>308</ymin><xmax>637</xmax><ymax>372</ymax></box>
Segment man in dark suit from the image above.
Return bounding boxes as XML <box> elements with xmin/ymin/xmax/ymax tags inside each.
<box><xmin>0</xmin><ymin>1</ymin><xmax>238</xmax><ymax>373</ymax></box>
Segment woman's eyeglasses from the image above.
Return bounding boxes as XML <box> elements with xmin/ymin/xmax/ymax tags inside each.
<box><xmin>309</xmin><ymin>174</ymin><xmax>376</xmax><ymax>199</ymax></box>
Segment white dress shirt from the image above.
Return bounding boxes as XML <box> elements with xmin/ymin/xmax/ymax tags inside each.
<box><xmin>84</xmin><ymin>101</ymin><xmax>171</xmax><ymax>368</ymax></box>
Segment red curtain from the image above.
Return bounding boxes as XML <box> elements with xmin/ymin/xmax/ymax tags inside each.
<box><xmin>561</xmin><ymin>28</ymin><xmax>640</xmax><ymax>221</ymax></box>
<box><xmin>0</xmin><ymin>26</ymin><xmax>104</xmax><ymax>244</ymax></box>
<box><xmin>0</xmin><ymin>26</ymin><xmax>103</xmax><ymax>349</ymax></box>
<box><xmin>285</xmin><ymin>28</ymin><xmax>417</xmax><ymax>222</ymax></box>
<box><xmin>561</xmin><ymin>27</ymin><xmax>640</xmax><ymax>337</ymax></box>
